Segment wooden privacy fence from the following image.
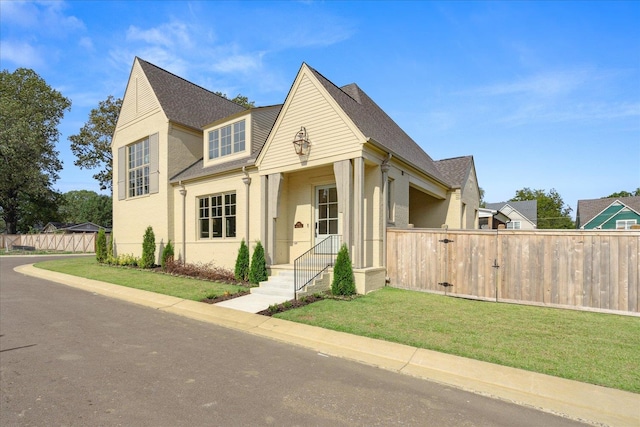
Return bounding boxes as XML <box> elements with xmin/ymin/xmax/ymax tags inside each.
<box><xmin>386</xmin><ymin>228</ymin><xmax>639</xmax><ymax>314</ymax></box>
<box><xmin>1</xmin><ymin>233</ymin><xmax>96</xmax><ymax>253</ymax></box>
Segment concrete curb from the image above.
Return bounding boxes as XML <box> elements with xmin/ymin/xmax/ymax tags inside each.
<box><xmin>15</xmin><ymin>264</ymin><xmax>639</xmax><ymax>427</ymax></box>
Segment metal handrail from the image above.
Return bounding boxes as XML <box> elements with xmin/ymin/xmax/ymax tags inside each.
<box><xmin>294</xmin><ymin>235</ymin><xmax>341</xmax><ymax>300</ymax></box>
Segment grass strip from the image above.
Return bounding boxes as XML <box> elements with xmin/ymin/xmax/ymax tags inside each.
<box><xmin>34</xmin><ymin>257</ymin><xmax>246</xmax><ymax>302</ymax></box>
<box><xmin>275</xmin><ymin>287</ymin><xmax>640</xmax><ymax>393</ymax></box>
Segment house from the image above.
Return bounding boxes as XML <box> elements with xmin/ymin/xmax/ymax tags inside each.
<box><xmin>111</xmin><ymin>58</ymin><xmax>480</xmax><ymax>293</ymax></box>
<box><xmin>576</xmin><ymin>196</ymin><xmax>640</xmax><ymax>229</ymax></box>
<box><xmin>483</xmin><ymin>201</ymin><xmax>537</xmax><ymax>230</ymax></box>
<box><xmin>43</xmin><ymin>222</ymin><xmax>110</xmax><ymax>233</ymax></box>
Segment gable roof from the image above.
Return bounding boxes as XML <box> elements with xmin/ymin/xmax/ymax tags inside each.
<box><xmin>435</xmin><ymin>156</ymin><xmax>473</xmax><ymax>189</ymax></box>
<box><xmin>306</xmin><ymin>66</ymin><xmax>449</xmax><ymax>186</ymax></box>
<box><xmin>136</xmin><ymin>57</ymin><xmax>245</xmax><ymax>130</ymax></box>
<box><xmin>576</xmin><ymin>196</ymin><xmax>640</xmax><ymax>228</ymax></box>
<box><xmin>486</xmin><ymin>200</ymin><xmax>538</xmax><ymax>226</ymax></box>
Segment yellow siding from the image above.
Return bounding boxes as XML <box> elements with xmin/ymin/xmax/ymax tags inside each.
<box><xmin>116</xmin><ymin>60</ymin><xmax>161</xmax><ymax>128</ymax></box>
<box><xmin>259</xmin><ymin>72</ymin><xmax>363</xmax><ymax>175</ymax></box>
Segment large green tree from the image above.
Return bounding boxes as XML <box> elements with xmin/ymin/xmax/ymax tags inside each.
<box><xmin>0</xmin><ymin>68</ymin><xmax>71</xmax><ymax>234</ymax></box>
<box><xmin>604</xmin><ymin>188</ymin><xmax>640</xmax><ymax>198</ymax></box>
<box><xmin>69</xmin><ymin>95</ymin><xmax>122</xmax><ymax>191</ymax></box>
<box><xmin>58</xmin><ymin>190</ymin><xmax>112</xmax><ymax>227</ymax></box>
<box><xmin>510</xmin><ymin>188</ymin><xmax>574</xmax><ymax>229</ymax></box>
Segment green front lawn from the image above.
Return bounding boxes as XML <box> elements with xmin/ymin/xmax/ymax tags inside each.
<box><xmin>34</xmin><ymin>257</ymin><xmax>640</xmax><ymax>393</ymax></box>
<box><xmin>35</xmin><ymin>257</ymin><xmax>247</xmax><ymax>301</ymax></box>
<box><xmin>276</xmin><ymin>287</ymin><xmax>640</xmax><ymax>393</ymax></box>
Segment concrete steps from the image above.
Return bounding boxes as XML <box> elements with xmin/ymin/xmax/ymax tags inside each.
<box><xmin>250</xmin><ymin>268</ymin><xmax>295</xmax><ymax>299</ymax></box>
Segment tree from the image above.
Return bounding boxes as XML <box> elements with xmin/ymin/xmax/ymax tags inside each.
<box><xmin>331</xmin><ymin>244</ymin><xmax>356</xmax><ymax>296</ymax></box>
<box><xmin>234</xmin><ymin>239</ymin><xmax>250</xmax><ymax>282</ymax></box>
<box><xmin>58</xmin><ymin>190</ymin><xmax>112</xmax><ymax>227</ymax></box>
<box><xmin>213</xmin><ymin>92</ymin><xmax>255</xmax><ymax>109</ymax></box>
<box><xmin>140</xmin><ymin>226</ymin><xmax>156</xmax><ymax>268</ymax></box>
<box><xmin>510</xmin><ymin>188</ymin><xmax>574</xmax><ymax>229</ymax></box>
<box><xmin>161</xmin><ymin>240</ymin><xmax>174</xmax><ymax>271</ymax></box>
<box><xmin>0</xmin><ymin>68</ymin><xmax>71</xmax><ymax>234</ymax></box>
<box><xmin>604</xmin><ymin>188</ymin><xmax>640</xmax><ymax>198</ymax></box>
<box><xmin>479</xmin><ymin>187</ymin><xmax>486</xmax><ymax>208</ymax></box>
<box><xmin>69</xmin><ymin>95</ymin><xmax>122</xmax><ymax>191</ymax></box>
<box><xmin>249</xmin><ymin>241</ymin><xmax>267</xmax><ymax>284</ymax></box>
<box><xmin>96</xmin><ymin>228</ymin><xmax>107</xmax><ymax>263</ymax></box>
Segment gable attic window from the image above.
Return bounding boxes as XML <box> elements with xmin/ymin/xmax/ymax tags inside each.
<box><xmin>616</xmin><ymin>219</ymin><xmax>637</xmax><ymax>230</ymax></box>
<box><xmin>208</xmin><ymin>120</ymin><xmax>245</xmax><ymax>160</ymax></box>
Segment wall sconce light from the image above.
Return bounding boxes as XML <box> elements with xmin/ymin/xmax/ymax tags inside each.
<box><xmin>292</xmin><ymin>126</ymin><xmax>310</xmax><ymax>156</ymax></box>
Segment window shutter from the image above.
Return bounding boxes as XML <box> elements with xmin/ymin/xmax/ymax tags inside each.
<box><xmin>117</xmin><ymin>146</ymin><xmax>126</xmax><ymax>200</ymax></box>
<box><xmin>149</xmin><ymin>132</ymin><xmax>159</xmax><ymax>194</ymax></box>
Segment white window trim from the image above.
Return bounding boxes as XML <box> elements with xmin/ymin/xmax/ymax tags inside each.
<box><xmin>127</xmin><ymin>138</ymin><xmax>150</xmax><ymax>198</ymax></box>
<box><xmin>198</xmin><ymin>192</ymin><xmax>237</xmax><ymax>239</ymax></box>
<box><xmin>204</xmin><ymin>118</ymin><xmax>249</xmax><ymax>167</ymax></box>
<box><xmin>507</xmin><ymin>221</ymin><xmax>521</xmax><ymax>229</ymax></box>
<box><xmin>616</xmin><ymin>219</ymin><xmax>637</xmax><ymax>230</ymax></box>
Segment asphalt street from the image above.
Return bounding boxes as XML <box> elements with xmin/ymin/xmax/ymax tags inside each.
<box><xmin>1</xmin><ymin>256</ymin><xmax>588</xmax><ymax>426</ymax></box>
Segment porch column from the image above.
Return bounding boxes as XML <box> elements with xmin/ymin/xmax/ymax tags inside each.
<box><xmin>266</xmin><ymin>173</ymin><xmax>283</xmax><ymax>265</ymax></box>
<box><xmin>353</xmin><ymin>157</ymin><xmax>365</xmax><ymax>268</ymax></box>
<box><xmin>333</xmin><ymin>160</ymin><xmax>352</xmax><ymax>254</ymax></box>
<box><xmin>242</xmin><ymin>167</ymin><xmax>251</xmax><ymax>243</ymax></box>
<box><xmin>260</xmin><ymin>175</ymin><xmax>269</xmax><ymax>263</ymax></box>
<box><xmin>381</xmin><ymin>155</ymin><xmax>391</xmax><ymax>268</ymax></box>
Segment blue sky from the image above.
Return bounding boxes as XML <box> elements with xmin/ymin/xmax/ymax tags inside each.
<box><xmin>1</xmin><ymin>0</ymin><xmax>639</xmax><ymax>217</ymax></box>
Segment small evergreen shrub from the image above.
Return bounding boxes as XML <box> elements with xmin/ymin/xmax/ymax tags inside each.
<box><xmin>96</xmin><ymin>229</ymin><xmax>107</xmax><ymax>263</ymax></box>
<box><xmin>234</xmin><ymin>239</ymin><xmax>250</xmax><ymax>282</ymax></box>
<box><xmin>161</xmin><ymin>240</ymin><xmax>174</xmax><ymax>271</ymax></box>
<box><xmin>331</xmin><ymin>243</ymin><xmax>356</xmax><ymax>296</ymax></box>
<box><xmin>249</xmin><ymin>240</ymin><xmax>268</xmax><ymax>284</ymax></box>
<box><xmin>140</xmin><ymin>226</ymin><xmax>156</xmax><ymax>268</ymax></box>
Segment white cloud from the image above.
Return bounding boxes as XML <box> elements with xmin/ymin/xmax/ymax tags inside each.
<box><xmin>470</xmin><ymin>69</ymin><xmax>593</xmax><ymax>98</ymax></box>
<box><xmin>1</xmin><ymin>1</ymin><xmax>85</xmax><ymax>35</ymax></box>
<box><xmin>78</xmin><ymin>36</ymin><xmax>93</xmax><ymax>50</ymax></box>
<box><xmin>0</xmin><ymin>40</ymin><xmax>45</xmax><ymax>68</ymax></box>
<box><xmin>211</xmin><ymin>53</ymin><xmax>263</xmax><ymax>74</ymax></box>
<box><xmin>126</xmin><ymin>22</ymin><xmax>192</xmax><ymax>48</ymax></box>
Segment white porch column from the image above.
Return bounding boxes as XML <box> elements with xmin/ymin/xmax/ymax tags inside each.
<box><xmin>333</xmin><ymin>160</ymin><xmax>353</xmax><ymax>253</ymax></box>
<box><xmin>242</xmin><ymin>167</ymin><xmax>251</xmax><ymax>244</ymax></box>
<box><xmin>353</xmin><ymin>157</ymin><xmax>365</xmax><ymax>268</ymax></box>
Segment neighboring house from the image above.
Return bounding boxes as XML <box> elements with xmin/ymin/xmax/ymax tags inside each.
<box><xmin>478</xmin><ymin>207</ymin><xmax>510</xmax><ymax>229</ymax></box>
<box><xmin>112</xmin><ymin>58</ymin><xmax>480</xmax><ymax>293</ymax></box>
<box><xmin>43</xmin><ymin>222</ymin><xmax>110</xmax><ymax>233</ymax></box>
<box><xmin>576</xmin><ymin>196</ymin><xmax>640</xmax><ymax>229</ymax></box>
<box><xmin>484</xmin><ymin>201</ymin><xmax>538</xmax><ymax>230</ymax></box>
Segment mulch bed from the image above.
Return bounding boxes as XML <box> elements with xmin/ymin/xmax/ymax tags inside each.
<box><xmin>257</xmin><ymin>293</ymin><xmax>326</xmax><ymax>316</ymax></box>
<box><xmin>201</xmin><ymin>290</ymin><xmax>251</xmax><ymax>304</ymax></box>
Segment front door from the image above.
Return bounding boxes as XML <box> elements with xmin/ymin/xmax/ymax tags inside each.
<box><xmin>315</xmin><ymin>185</ymin><xmax>339</xmax><ymax>251</ymax></box>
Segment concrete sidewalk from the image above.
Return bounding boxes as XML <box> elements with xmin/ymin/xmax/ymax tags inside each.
<box><xmin>15</xmin><ymin>264</ymin><xmax>639</xmax><ymax>427</ymax></box>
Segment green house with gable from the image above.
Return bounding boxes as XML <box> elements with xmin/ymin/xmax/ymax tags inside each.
<box><xmin>576</xmin><ymin>196</ymin><xmax>640</xmax><ymax>230</ymax></box>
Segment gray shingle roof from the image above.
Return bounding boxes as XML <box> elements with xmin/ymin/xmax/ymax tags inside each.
<box><xmin>307</xmin><ymin>66</ymin><xmax>449</xmax><ymax>186</ymax></box>
<box><xmin>137</xmin><ymin>58</ymin><xmax>245</xmax><ymax>130</ymax></box>
<box><xmin>435</xmin><ymin>156</ymin><xmax>473</xmax><ymax>188</ymax></box>
<box><xmin>486</xmin><ymin>200</ymin><xmax>538</xmax><ymax>225</ymax></box>
<box><xmin>576</xmin><ymin>196</ymin><xmax>640</xmax><ymax>227</ymax></box>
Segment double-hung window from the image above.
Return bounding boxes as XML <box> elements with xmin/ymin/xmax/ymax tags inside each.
<box><xmin>199</xmin><ymin>193</ymin><xmax>236</xmax><ymax>238</ymax></box>
<box><xmin>208</xmin><ymin>120</ymin><xmax>245</xmax><ymax>160</ymax></box>
<box><xmin>507</xmin><ymin>221</ymin><xmax>521</xmax><ymax>229</ymax></box>
<box><xmin>128</xmin><ymin>138</ymin><xmax>149</xmax><ymax>197</ymax></box>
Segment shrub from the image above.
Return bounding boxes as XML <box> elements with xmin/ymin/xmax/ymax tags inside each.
<box><xmin>139</xmin><ymin>226</ymin><xmax>156</xmax><ymax>268</ymax></box>
<box><xmin>161</xmin><ymin>240</ymin><xmax>174</xmax><ymax>271</ymax></box>
<box><xmin>115</xmin><ymin>253</ymin><xmax>139</xmax><ymax>267</ymax></box>
<box><xmin>331</xmin><ymin>243</ymin><xmax>356</xmax><ymax>296</ymax></box>
<box><xmin>249</xmin><ymin>240</ymin><xmax>268</xmax><ymax>285</ymax></box>
<box><xmin>164</xmin><ymin>259</ymin><xmax>237</xmax><ymax>283</ymax></box>
<box><xmin>96</xmin><ymin>229</ymin><xmax>107</xmax><ymax>263</ymax></box>
<box><xmin>234</xmin><ymin>239</ymin><xmax>250</xmax><ymax>282</ymax></box>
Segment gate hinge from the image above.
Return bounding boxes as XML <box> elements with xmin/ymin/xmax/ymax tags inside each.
<box><xmin>492</xmin><ymin>259</ymin><xmax>500</xmax><ymax>269</ymax></box>
<box><xmin>438</xmin><ymin>238</ymin><xmax>454</xmax><ymax>244</ymax></box>
<box><xmin>438</xmin><ymin>282</ymin><xmax>454</xmax><ymax>288</ymax></box>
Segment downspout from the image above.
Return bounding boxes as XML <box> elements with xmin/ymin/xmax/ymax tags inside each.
<box><xmin>381</xmin><ymin>154</ymin><xmax>392</xmax><ymax>273</ymax></box>
<box><xmin>179</xmin><ymin>181</ymin><xmax>187</xmax><ymax>264</ymax></box>
<box><xmin>242</xmin><ymin>166</ymin><xmax>251</xmax><ymax>243</ymax></box>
